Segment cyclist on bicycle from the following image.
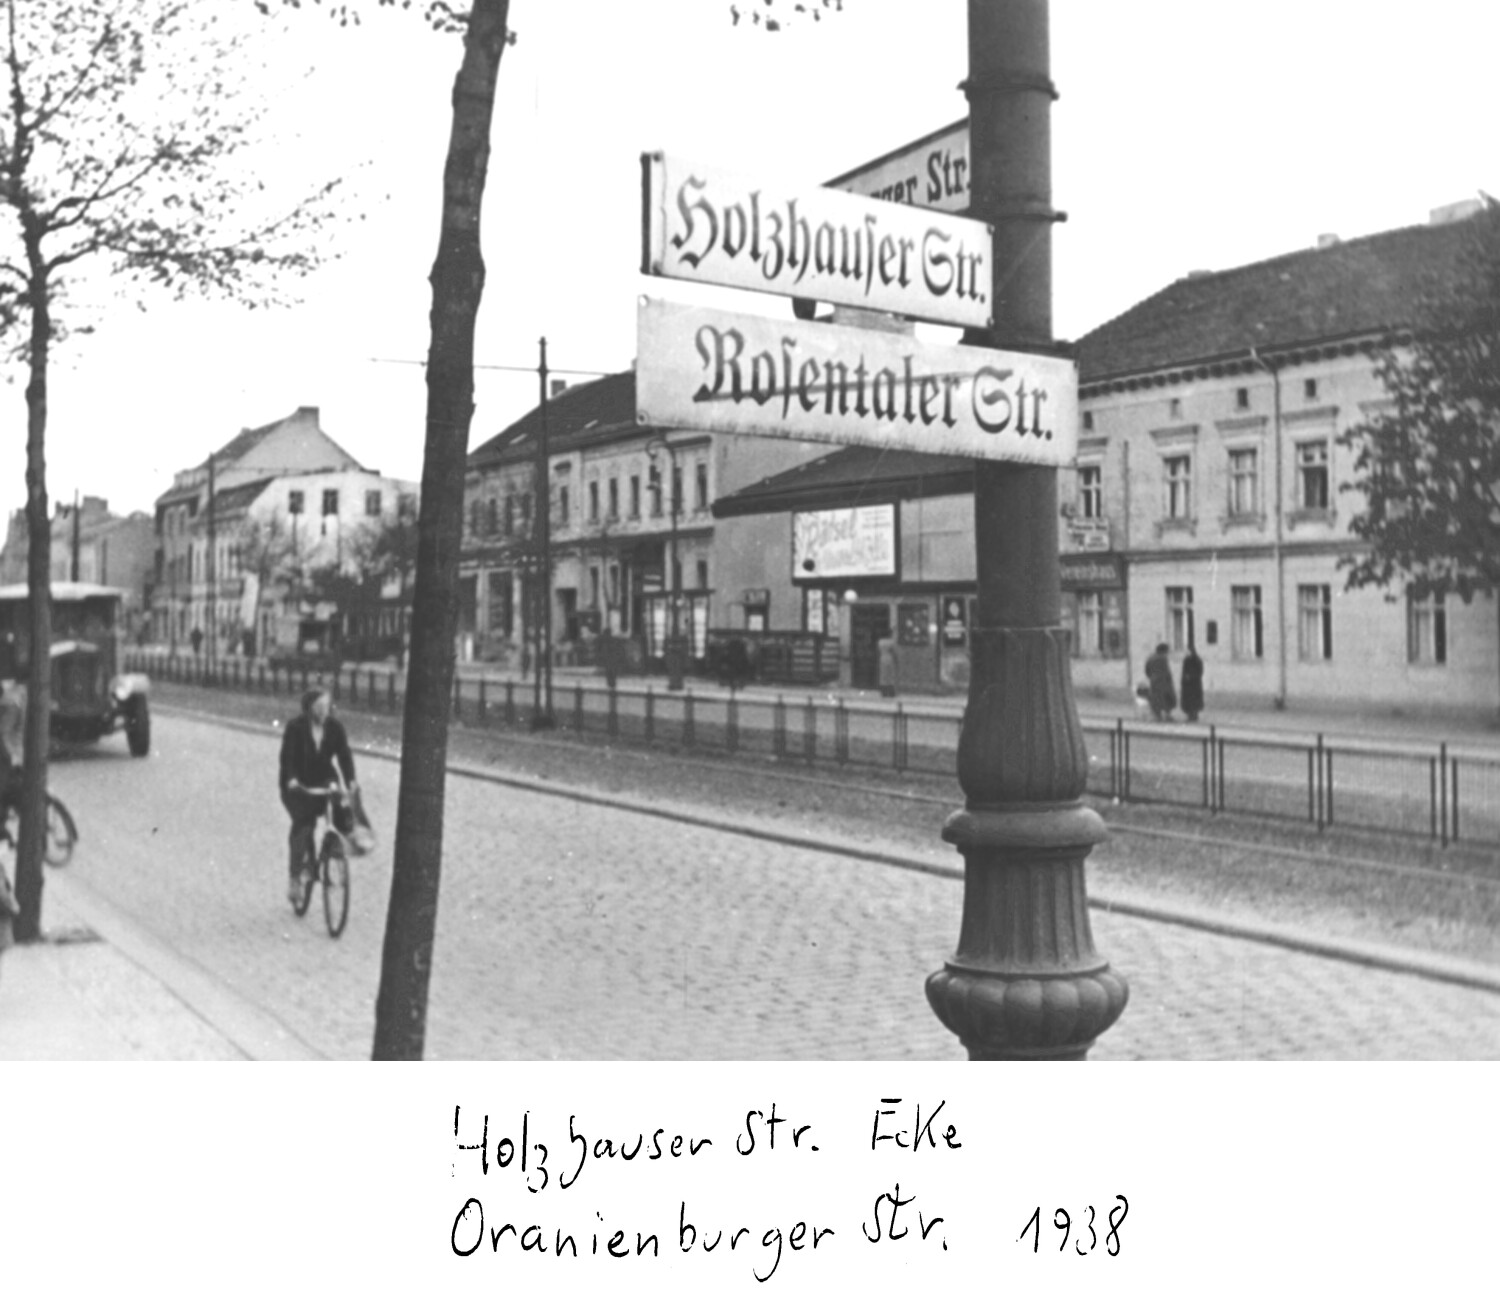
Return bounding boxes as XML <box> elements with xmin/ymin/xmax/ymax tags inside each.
<box><xmin>279</xmin><ymin>686</ymin><xmax>357</xmax><ymax>904</ymax></box>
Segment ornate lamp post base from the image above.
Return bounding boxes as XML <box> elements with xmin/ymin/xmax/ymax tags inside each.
<box><xmin>928</xmin><ymin>804</ymin><xmax>1128</xmax><ymax>1060</ymax></box>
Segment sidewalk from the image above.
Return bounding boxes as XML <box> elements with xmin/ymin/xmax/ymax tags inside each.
<box><xmin>0</xmin><ymin>877</ymin><xmax>318</xmax><ymax>1061</ymax></box>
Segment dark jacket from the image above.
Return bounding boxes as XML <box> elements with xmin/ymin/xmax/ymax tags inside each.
<box><xmin>1180</xmin><ymin>652</ymin><xmax>1205</xmax><ymax>717</ymax></box>
<box><xmin>279</xmin><ymin>714</ymin><xmax>355</xmax><ymax>813</ymax></box>
<box><xmin>1144</xmin><ymin>650</ymin><xmax>1176</xmax><ymax>714</ymax></box>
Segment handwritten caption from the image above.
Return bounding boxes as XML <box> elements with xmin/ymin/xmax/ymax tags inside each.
<box><xmin>448</xmin><ymin>1098</ymin><xmax>1128</xmax><ymax>1283</ymax></box>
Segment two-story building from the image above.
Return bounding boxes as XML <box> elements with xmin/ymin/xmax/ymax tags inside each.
<box><xmin>461</xmin><ymin>371</ymin><xmax>826</xmax><ymax>671</ymax></box>
<box><xmin>713</xmin><ymin>200</ymin><xmax>1499</xmax><ymax>712</ymax></box>
<box><xmin>152</xmin><ymin>405</ymin><xmax>417</xmax><ymax>656</ymax></box>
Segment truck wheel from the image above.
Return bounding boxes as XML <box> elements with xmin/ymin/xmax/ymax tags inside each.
<box><xmin>126</xmin><ymin>696</ymin><xmax>151</xmax><ymax>757</ymax></box>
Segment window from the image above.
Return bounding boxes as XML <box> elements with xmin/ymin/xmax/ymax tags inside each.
<box><xmin>365</xmin><ymin>490</ymin><xmax>382</xmax><ymax>517</ymax></box>
<box><xmin>1164</xmin><ymin>454</ymin><xmax>1192</xmax><ymax>520</ymax></box>
<box><xmin>504</xmin><ymin>495</ymin><xmax>515</xmax><ymax>536</ymax></box>
<box><xmin>1231</xmin><ymin>585</ymin><xmax>1264</xmax><ymax>658</ymax></box>
<box><xmin>397</xmin><ymin>493</ymin><xmax>417</xmax><ymax>519</ymax></box>
<box><xmin>629</xmin><ymin>475</ymin><xmax>641</xmax><ymax>519</ymax></box>
<box><xmin>588</xmin><ymin>481</ymin><xmax>599</xmax><ymax>523</ymax></box>
<box><xmin>519</xmin><ymin>493</ymin><xmax>531</xmax><ymax>532</ymax></box>
<box><xmin>671</xmin><ymin>465</ymin><xmax>684</xmax><ymax>514</ymax></box>
<box><xmin>288</xmin><ymin>489</ymin><xmax>305</xmax><ymax>516</ymax></box>
<box><xmin>650</xmin><ymin>473</ymin><xmax>663</xmax><ymax>518</ymax></box>
<box><xmin>322</xmin><ymin>489</ymin><xmax>339</xmax><ymax>517</ymax></box>
<box><xmin>1407</xmin><ymin>591</ymin><xmax>1447</xmax><ymax>664</ymax></box>
<box><xmin>1298</xmin><ymin>584</ymin><xmax>1333</xmax><ymax>660</ymax></box>
<box><xmin>608</xmin><ymin>478</ymin><xmax>619</xmax><ymax>520</ymax></box>
<box><xmin>695</xmin><ymin>559</ymin><xmax>709</xmax><ymax>591</ymax></box>
<box><xmin>589</xmin><ymin>566</ymin><xmax>600</xmax><ymax>609</ymax></box>
<box><xmin>1073</xmin><ymin>590</ymin><xmax>1105</xmax><ymax>656</ymax></box>
<box><xmin>486</xmin><ymin>498</ymin><xmax>499</xmax><ymax>536</ymax></box>
<box><xmin>557</xmin><ymin>485</ymin><xmax>570</xmax><ymax>527</ymax></box>
<box><xmin>487</xmin><ymin>571</ymin><xmax>513</xmax><ymax>637</ymax></box>
<box><xmin>1166</xmin><ymin>586</ymin><xmax>1195</xmax><ymax>652</ymax></box>
<box><xmin>1235</xmin><ymin>387</ymin><xmax>1250</xmax><ymax>410</ymax></box>
<box><xmin>1077</xmin><ymin>465</ymin><xmax>1103</xmax><ymax>519</ymax></box>
<box><xmin>1168</xmin><ymin>398</ymin><xmax>1182</xmax><ymax>418</ymax></box>
<box><xmin>1228</xmin><ymin>448</ymin><xmax>1258</xmax><ymax>517</ymax></box>
<box><xmin>1304</xmin><ymin>378</ymin><xmax>1319</xmax><ymax>401</ymax></box>
<box><xmin>1297</xmin><ymin>440</ymin><xmax>1329</xmax><ymax>510</ymax></box>
<box><xmin>468</xmin><ymin>500</ymin><xmax>481</xmax><ymax>536</ymax></box>
<box><xmin>1083</xmin><ymin>411</ymin><xmax>1094</xmax><ymax>431</ymax></box>
<box><xmin>695</xmin><ymin>462</ymin><xmax>709</xmax><ymax>511</ymax></box>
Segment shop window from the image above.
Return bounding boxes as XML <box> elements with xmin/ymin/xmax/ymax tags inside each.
<box><xmin>897</xmin><ymin>602</ymin><xmax>930</xmax><ymax>646</ymax></box>
<box><xmin>1073</xmin><ymin>590</ymin><xmax>1105</xmax><ymax>656</ymax></box>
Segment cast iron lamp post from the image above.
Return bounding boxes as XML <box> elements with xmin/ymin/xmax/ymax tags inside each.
<box><xmin>645</xmin><ymin>435</ymin><xmax>685</xmax><ymax>691</ymax></box>
<box><xmin>925</xmin><ymin>0</ymin><xmax>1128</xmax><ymax>1059</ymax></box>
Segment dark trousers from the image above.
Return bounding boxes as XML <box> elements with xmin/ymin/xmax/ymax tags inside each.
<box><xmin>282</xmin><ymin>792</ymin><xmax>323</xmax><ymax>878</ymax></box>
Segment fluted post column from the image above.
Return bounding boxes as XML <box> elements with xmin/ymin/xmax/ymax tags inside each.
<box><xmin>926</xmin><ymin>0</ymin><xmax>1128</xmax><ymax>1059</ymax></box>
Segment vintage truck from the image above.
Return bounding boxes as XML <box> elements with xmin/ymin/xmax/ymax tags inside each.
<box><xmin>0</xmin><ymin>582</ymin><xmax>151</xmax><ymax>756</ymax></box>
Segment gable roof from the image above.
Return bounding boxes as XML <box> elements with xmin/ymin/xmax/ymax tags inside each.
<box><xmin>210</xmin><ymin>477</ymin><xmax>274</xmax><ymax>517</ymax></box>
<box><xmin>1076</xmin><ymin>205</ymin><xmax>1497</xmax><ymax>388</ymax></box>
<box><xmin>469</xmin><ymin>371</ymin><xmax>640</xmax><ymax>468</ymax></box>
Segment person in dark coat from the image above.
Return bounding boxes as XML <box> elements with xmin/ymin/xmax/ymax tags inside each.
<box><xmin>279</xmin><ymin>686</ymin><xmax>357</xmax><ymax>903</ymax></box>
<box><xmin>1144</xmin><ymin>643</ymin><xmax>1177</xmax><ymax>722</ymax></box>
<box><xmin>1180</xmin><ymin>646</ymin><xmax>1205</xmax><ymax>723</ymax></box>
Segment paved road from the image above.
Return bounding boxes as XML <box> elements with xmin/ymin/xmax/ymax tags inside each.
<box><xmin>38</xmin><ymin>711</ymin><xmax>1500</xmax><ymax>1059</ymax></box>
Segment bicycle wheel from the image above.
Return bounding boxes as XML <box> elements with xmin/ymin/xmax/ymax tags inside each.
<box><xmin>321</xmin><ymin>838</ymin><xmax>349</xmax><ymax>938</ymax></box>
<box><xmin>291</xmin><ymin>841</ymin><xmax>315</xmax><ymax>918</ymax></box>
<box><xmin>43</xmin><ymin>795</ymin><xmax>78</xmax><ymax>868</ymax></box>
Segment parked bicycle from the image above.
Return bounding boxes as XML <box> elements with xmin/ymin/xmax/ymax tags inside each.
<box><xmin>288</xmin><ymin>784</ymin><xmax>351</xmax><ymax>938</ymax></box>
<box><xmin>0</xmin><ymin>793</ymin><xmax>78</xmax><ymax>868</ymax></box>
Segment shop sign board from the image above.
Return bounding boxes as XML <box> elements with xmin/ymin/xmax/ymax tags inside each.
<box><xmin>792</xmin><ymin>505</ymin><xmax>896</xmax><ymax>581</ymax></box>
<box><xmin>637</xmin><ymin>297</ymin><xmax>1078</xmax><ymax>465</ymax></box>
<box><xmin>825</xmin><ymin>118</ymin><xmax>971</xmax><ymax>214</ymax></box>
<box><xmin>1059</xmin><ymin>553</ymin><xmax>1126</xmax><ymax>590</ymax></box>
<box><xmin>641</xmin><ymin>152</ymin><xmax>993</xmax><ymax>330</ymax></box>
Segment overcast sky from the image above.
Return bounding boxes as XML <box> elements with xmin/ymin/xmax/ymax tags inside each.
<box><xmin>8</xmin><ymin>0</ymin><xmax>1496</xmax><ymax>518</ymax></box>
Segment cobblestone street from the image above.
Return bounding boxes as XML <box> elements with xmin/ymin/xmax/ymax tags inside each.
<box><xmin>22</xmin><ymin>711</ymin><xmax>1500</xmax><ymax>1060</ymax></box>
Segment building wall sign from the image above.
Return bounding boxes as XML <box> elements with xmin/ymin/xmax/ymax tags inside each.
<box><xmin>637</xmin><ymin>298</ymin><xmax>1078</xmax><ymax>465</ymax></box>
<box><xmin>792</xmin><ymin>505</ymin><xmax>896</xmax><ymax>581</ymax></box>
<box><xmin>641</xmin><ymin>152</ymin><xmax>993</xmax><ymax>330</ymax></box>
<box><xmin>1059</xmin><ymin>553</ymin><xmax>1125</xmax><ymax>590</ymax></box>
<box><xmin>825</xmin><ymin>119</ymin><xmax>971</xmax><ymax>214</ymax></box>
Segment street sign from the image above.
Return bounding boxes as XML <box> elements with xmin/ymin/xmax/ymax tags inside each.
<box><xmin>826</xmin><ymin>119</ymin><xmax>971</xmax><ymax>214</ymax></box>
<box><xmin>636</xmin><ymin>297</ymin><xmax>1078</xmax><ymax>465</ymax></box>
<box><xmin>641</xmin><ymin>152</ymin><xmax>993</xmax><ymax>330</ymax></box>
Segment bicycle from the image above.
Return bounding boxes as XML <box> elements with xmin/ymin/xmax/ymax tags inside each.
<box><xmin>0</xmin><ymin>792</ymin><xmax>78</xmax><ymax>868</ymax></box>
<box><xmin>289</xmin><ymin>785</ymin><xmax>351</xmax><ymax>939</ymax></box>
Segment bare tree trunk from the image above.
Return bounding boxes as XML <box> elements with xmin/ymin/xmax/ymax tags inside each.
<box><xmin>12</xmin><ymin>273</ymin><xmax>52</xmax><ymax>944</ymax></box>
<box><xmin>371</xmin><ymin>0</ymin><xmax>511</xmax><ymax>1060</ymax></box>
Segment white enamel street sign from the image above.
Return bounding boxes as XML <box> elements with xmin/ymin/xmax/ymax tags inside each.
<box><xmin>825</xmin><ymin>118</ymin><xmax>972</xmax><ymax>214</ymax></box>
<box><xmin>636</xmin><ymin>297</ymin><xmax>1078</xmax><ymax>466</ymax></box>
<box><xmin>641</xmin><ymin>152</ymin><xmax>993</xmax><ymax>330</ymax></box>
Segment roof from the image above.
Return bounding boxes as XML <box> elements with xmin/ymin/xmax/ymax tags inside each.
<box><xmin>469</xmin><ymin>371</ymin><xmax>641</xmax><ymax>468</ymax></box>
<box><xmin>0</xmin><ymin>582</ymin><xmax>124</xmax><ymax>602</ymax></box>
<box><xmin>1076</xmin><ymin>205</ymin><xmax>1498</xmax><ymax>386</ymax></box>
<box><xmin>713</xmin><ymin>444</ymin><xmax>974</xmax><ymax>518</ymax></box>
<box><xmin>210</xmin><ymin>478</ymin><xmax>274</xmax><ymax>517</ymax></box>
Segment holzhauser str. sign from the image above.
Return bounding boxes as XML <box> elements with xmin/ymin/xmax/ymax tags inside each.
<box><xmin>636</xmin><ymin>298</ymin><xmax>1077</xmax><ymax>466</ymax></box>
<box><xmin>641</xmin><ymin>152</ymin><xmax>994</xmax><ymax>330</ymax></box>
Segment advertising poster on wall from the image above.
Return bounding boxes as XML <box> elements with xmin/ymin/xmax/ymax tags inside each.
<box><xmin>792</xmin><ymin>505</ymin><xmax>897</xmax><ymax>582</ymax></box>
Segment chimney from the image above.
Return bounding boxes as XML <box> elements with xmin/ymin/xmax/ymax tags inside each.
<box><xmin>1429</xmin><ymin>199</ymin><xmax>1483</xmax><ymax>225</ymax></box>
<box><xmin>1317</xmin><ymin>233</ymin><xmax>1340</xmax><ymax>249</ymax></box>
<box><xmin>296</xmin><ymin>405</ymin><xmax>321</xmax><ymax>423</ymax></box>
<box><xmin>550</xmin><ymin>379</ymin><xmax>568</xmax><ymax>398</ymax></box>
<box><xmin>1186</xmin><ymin>269</ymin><xmax>1214</xmax><ymax>279</ymax></box>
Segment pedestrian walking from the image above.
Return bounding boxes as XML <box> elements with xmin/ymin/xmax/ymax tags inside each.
<box><xmin>1144</xmin><ymin>643</ymin><xmax>1177</xmax><ymax>722</ymax></box>
<box><xmin>190</xmin><ymin>626</ymin><xmax>203</xmax><ymax>657</ymax></box>
<box><xmin>1181</xmin><ymin>646</ymin><xmax>1205</xmax><ymax>723</ymax></box>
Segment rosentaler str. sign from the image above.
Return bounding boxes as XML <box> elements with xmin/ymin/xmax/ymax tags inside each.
<box><xmin>641</xmin><ymin>152</ymin><xmax>993</xmax><ymax>330</ymax></box>
<box><xmin>637</xmin><ymin>298</ymin><xmax>1077</xmax><ymax>466</ymax></box>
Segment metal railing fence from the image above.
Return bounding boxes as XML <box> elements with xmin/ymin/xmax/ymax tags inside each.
<box><xmin>127</xmin><ymin>650</ymin><xmax>1500</xmax><ymax>850</ymax></box>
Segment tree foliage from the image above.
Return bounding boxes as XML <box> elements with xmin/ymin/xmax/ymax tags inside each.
<box><xmin>0</xmin><ymin>0</ymin><xmax>344</xmax><ymax>940</ymax></box>
<box><xmin>1339</xmin><ymin>202</ymin><xmax>1500</xmax><ymax>603</ymax></box>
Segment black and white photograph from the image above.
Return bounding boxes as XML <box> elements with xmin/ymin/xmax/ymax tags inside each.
<box><xmin>1</xmin><ymin>0</ymin><xmax>1495</xmax><ymax>1300</ymax></box>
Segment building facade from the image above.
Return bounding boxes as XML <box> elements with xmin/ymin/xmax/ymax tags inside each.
<box><xmin>152</xmin><ymin>406</ymin><xmax>417</xmax><ymax>656</ymax></box>
<box><xmin>460</xmin><ymin>372</ymin><xmax>825</xmax><ymax>671</ymax></box>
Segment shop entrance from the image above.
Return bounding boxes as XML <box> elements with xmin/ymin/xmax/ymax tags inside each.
<box><xmin>849</xmin><ymin>603</ymin><xmax>891</xmax><ymax>689</ymax></box>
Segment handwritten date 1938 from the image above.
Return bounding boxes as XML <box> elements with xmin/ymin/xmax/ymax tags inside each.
<box><xmin>1018</xmin><ymin>1197</ymin><xmax>1129</xmax><ymax>1256</ymax></box>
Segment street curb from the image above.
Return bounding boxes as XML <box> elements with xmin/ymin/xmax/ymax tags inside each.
<box><xmin>46</xmin><ymin>877</ymin><xmax>325</xmax><ymax>1061</ymax></box>
<box><xmin>162</xmin><ymin>704</ymin><xmax>1500</xmax><ymax>1000</ymax></box>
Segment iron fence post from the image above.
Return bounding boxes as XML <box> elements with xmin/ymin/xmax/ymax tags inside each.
<box><xmin>773</xmin><ymin>696</ymin><xmax>786</xmax><ymax>759</ymax></box>
<box><xmin>645</xmin><ymin>687</ymin><xmax>655</xmax><ymax>744</ymax></box>
<box><xmin>1440</xmin><ymin>742</ymin><xmax>1449</xmax><ymax>848</ymax></box>
<box><xmin>684</xmin><ymin>690</ymin><xmax>696</xmax><ymax>748</ymax></box>
<box><xmin>573</xmin><ymin>683</ymin><xmax>584</xmax><ymax>734</ymax></box>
